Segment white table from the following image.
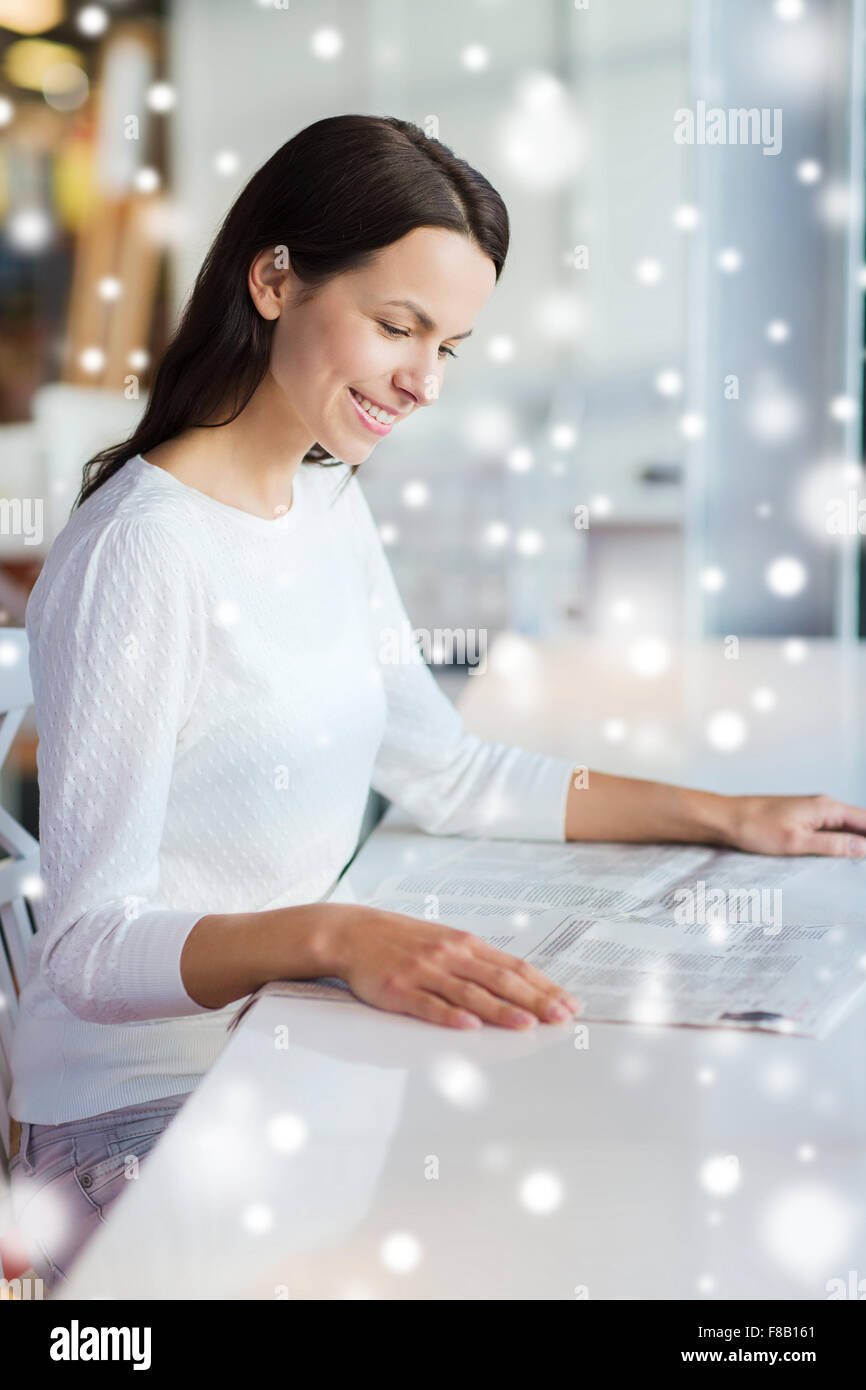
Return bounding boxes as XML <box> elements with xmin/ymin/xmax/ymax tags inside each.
<box><xmin>57</xmin><ymin>637</ymin><xmax>866</xmax><ymax>1300</ymax></box>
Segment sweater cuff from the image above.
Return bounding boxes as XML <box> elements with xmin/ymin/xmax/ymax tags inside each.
<box><xmin>531</xmin><ymin>756</ymin><xmax>578</xmax><ymax>843</ymax></box>
<box><xmin>113</xmin><ymin>909</ymin><xmax>219</xmax><ymax>1018</ymax></box>
<box><xmin>476</xmin><ymin>754</ymin><xmax>578</xmax><ymax>842</ymax></box>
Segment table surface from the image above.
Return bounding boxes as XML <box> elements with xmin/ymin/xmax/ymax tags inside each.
<box><xmin>57</xmin><ymin>637</ymin><xmax>866</xmax><ymax>1300</ymax></box>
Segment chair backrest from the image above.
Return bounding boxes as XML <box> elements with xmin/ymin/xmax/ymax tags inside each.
<box><xmin>0</xmin><ymin>629</ymin><xmax>40</xmax><ymax>1164</ymax></box>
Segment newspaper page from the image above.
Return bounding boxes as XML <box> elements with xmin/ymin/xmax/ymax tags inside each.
<box><xmin>360</xmin><ymin>838</ymin><xmax>866</xmax><ymax>1038</ymax></box>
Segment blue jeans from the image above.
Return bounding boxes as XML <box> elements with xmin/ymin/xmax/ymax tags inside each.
<box><xmin>8</xmin><ymin>1092</ymin><xmax>192</xmax><ymax>1293</ymax></box>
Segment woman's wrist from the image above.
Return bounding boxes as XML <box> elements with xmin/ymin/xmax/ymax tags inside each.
<box><xmin>678</xmin><ymin>786</ymin><xmax>738</xmax><ymax>848</ymax></box>
<box><xmin>262</xmin><ymin>902</ymin><xmax>351</xmax><ymax>979</ymax></box>
<box><xmin>181</xmin><ymin>902</ymin><xmax>348</xmax><ymax>1009</ymax></box>
<box><xmin>308</xmin><ymin>902</ymin><xmax>366</xmax><ymax>977</ymax></box>
<box><xmin>566</xmin><ymin>769</ymin><xmax>739</xmax><ymax>847</ymax></box>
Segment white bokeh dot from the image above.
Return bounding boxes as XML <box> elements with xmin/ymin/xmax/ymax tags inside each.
<box><xmin>381</xmin><ymin>1231</ymin><xmax>422</xmax><ymax>1273</ymax></box>
<box><xmin>766</xmin><ymin>556</ymin><xmax>807</xmax><ymax>597</ymax></box>
<box><xmin>146</xmin><ymin>82</ymin><xmax>176</xmax><ymax>112</ymax></box>
<box><xmin>655</xmin><ymin>368</ymin><xmax>683</xmax><ymax>397</ymax></box>
<box><xmin>629</xmin><ymin>637</ymin><xmax>669</xmax><ymax>678</ymax></box>
<box><xmin>699</xmin><ymin>566</ymin><xmax>726</xmax><ymax>592</ymax></box>
<box><xmin>79</xmin><ymin>346</ymin><xmax>106</xmax><ymax>374</ymax></box>
<box><xmin>428</xmin><ymin>1055</ymin><xmax>489</xmax><ymax>1109</ymax></box>
<box><xmin>402</xmin><ymin>481</ymin><xmax>429</xmax><ymax>508</ymax></box>
<box><xmin>311</xmin><ymin>27</ymin><xmax>343</xmax><ymax>59</ymax></box>
<box><xmin>77</xmin><ymin>5</ymin><xmax>109</xmax><ymax>36</ymax></box>
<box><xmin>519</xmin><ymin>1170</ymin><xmax>563</xmax><ymax>1214</ymax></box>
<box><xmin>751</xmin><ymin>686</ymin><xmax>777</xmax><ymax>711</ymax></box>
<box><xmin>515</xmin><ymin>528</ymin><xmax>544</xmax><ymax>556</ymax></box>
<box><xmin>679</xmin><ymin>412</ymin><xmax>706</xmax><ymax>439</ymax></box>
<box><xmin>716</xmin><ymin>247</ymin><xmax>742</xmax><ymax>273</ymax></box>
<box><xmin>8</xmin><ymin>208</ymin><xmax>53</xmax><ymax>252</ymax></box>
<box><xmin>706</xmin><ymin>711</ymin><xmax>747</xmax><ymax>752</ymax></box>
<box><xmin>242</xmin><ymin>1203</ymin><xmax>274</xmax><ymax>1234</ymax></box>
<box><xmin>699</xmin><ymin>1154</ymin><xmax>741</xmax><ymax>1197</ymax></box>
<box><xmin>461</xmin><ymin>43</ymin><xmax>489</xmax><ymax>71</ymax></box>
<box><xmin>214</xmin><ymin>149</ymin><xmax>240</xmax><ymax>177</ymax></box>
<box><xmin>796</xmin><ymin>158</ymin><xmax>822</xmax><ymax>184</ymax></box>
<box><xmin>266</xmin><ymin>1113</ymin><xmax>307</xmax><ymax>1154</ymax></box>
<box><xmin>635</xmin><ymin>258</ymin><xmax>663</xmax><ymax>285</ymax></box>
<box><xmin>97</xmin><ymin>276</ymin><xmax>122</xmax><ymax>301</ymax></box>
<box><xmin>213</xmin><ymin>600</ymin><xmax>241</xmax><ymax>627</ymax></box>
<box><xmin>766</xmin><ymin>319</ymin><xmax>790</xmax><ymax>343</ymax></box>
<box><xmin>783</xmin><ymin>637</ymin><xmax>808</xmax><ymax>662</ymax></box>
<box><xmin>673</xmin><ymin>204</ymin><xmax>700</xmax><ymax>230</ymax></box>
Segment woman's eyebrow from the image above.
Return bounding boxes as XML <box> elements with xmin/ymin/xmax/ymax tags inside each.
<box><xmin>382</xmin><ymin>299</ymin><xmax>473</xmax><ymax>339</ymax></box>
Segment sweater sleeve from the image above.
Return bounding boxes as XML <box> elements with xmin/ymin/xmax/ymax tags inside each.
<box><xmin>27</xmin><ymin>515</ymin><xmax>218</xmax><ymax>1023</ymax></box>
<box><xmin>341</xmin><ymin>472</ymin><xmax>577</xmax><ymax>841</ymax></box>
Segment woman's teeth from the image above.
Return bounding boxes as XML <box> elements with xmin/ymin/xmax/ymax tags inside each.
<box><xmin>350</xmin><ymin>388</ymin><xmax>396</xmax><ymax>425</ymax></box>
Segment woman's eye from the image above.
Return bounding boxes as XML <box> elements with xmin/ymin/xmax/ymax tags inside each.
<box><xmin>377</xmin><ymin>322</ymin><xmax>458</xmax><ymax>360</ymax></box>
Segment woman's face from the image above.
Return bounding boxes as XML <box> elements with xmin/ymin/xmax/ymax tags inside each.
<box><xmin>254</xmin><ymin>226</ymin><xmax>497</xmax><ymax>464</ymax></box>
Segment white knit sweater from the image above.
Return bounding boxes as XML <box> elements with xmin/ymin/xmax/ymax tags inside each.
<box><xmin>9</xmin><ymin>453</ymin><xmax>576</xmax><ymax>1123</ymax></box>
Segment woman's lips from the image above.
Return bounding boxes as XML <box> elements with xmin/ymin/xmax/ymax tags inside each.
<box><xmin>348</xmin><ymin>386</ymin><xmax>393</xmax><ymax>436</ymax></box>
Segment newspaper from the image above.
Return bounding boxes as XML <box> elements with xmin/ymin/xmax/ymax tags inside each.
<box><xmin>227</xmin><ymin>839</ymin><xmax>866</xmax><ymax>1039</ymax></box>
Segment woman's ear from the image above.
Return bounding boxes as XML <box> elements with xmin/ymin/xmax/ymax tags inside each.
<box><xmin>248</xmin><ymin>247</ymin><xmax>292</xmax><ymax>321</ymax></box>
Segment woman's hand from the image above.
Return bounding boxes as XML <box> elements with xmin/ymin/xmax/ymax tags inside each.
<box><xmin>724</xmin><ymin>792</ymin><xmax>866</xmax><ymax>858</ymax></box>
<box><xmin>321</xmin><ymin>904</ymin><xmax>581</xmax><ymax>1031</ymax></box>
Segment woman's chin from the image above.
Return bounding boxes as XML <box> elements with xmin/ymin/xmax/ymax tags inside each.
<box><xmin>309</xmin><ymin>433</ymin><xmax>373</xmax><ymax>465</ymax></box>
<box><xmin>333</xmin><ymin>435</ymin><xmax>377</xmax><ymax>464</ymax></box>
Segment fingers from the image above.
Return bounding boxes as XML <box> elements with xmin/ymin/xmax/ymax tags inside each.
<box><xmin>422</xmin><ymin>975</ymin><xmax>554</xmax><ymax>1029</ymax></box>
<box><xmin>388</xmin><ymin>988</ymin><xmax>484</xmax><ymax>1031</ymax></box>
<box><xmin>471</xmin><ymin>939</ymin><xmax>580</xmax><ymax>1004</ymax></box>
<box><xmin>395</xmin><ymin>982</ymin><xmax>559</xmax><ymax>1032</ymax></box>
<box><xmin>410</xmin><ymin>948</ymin><xmax>580</xmax><ymax>1029</ymax></box>
<box><xmin>445</xmin><ymin>955</ymin><xmax>578</xmax><ymax>1024</ymax></box>
<box><xmin>379</xmin><ymin>957</ymin><xmax>580</xmax><ymax>1031</ymax></box>
<box><xmin>794</xmin><ymin>830</ymin><xmax>866</xmax><ymax>858</ymax></box>
<box><xmin>823</xmin><ymin>799</ymin><xmax>866</xmax><ymax>834</ymax></box>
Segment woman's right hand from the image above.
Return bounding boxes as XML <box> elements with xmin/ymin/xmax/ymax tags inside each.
<box><xmin>320</xmin><ymin>904</ymin><xmax>581</xmax><ymax>1031</ymax></box>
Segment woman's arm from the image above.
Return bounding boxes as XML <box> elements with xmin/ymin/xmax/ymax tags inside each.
<box><xmin>179</xmin><ymin>905</ymin><xmax>333</xmax><ymax>1010</ymax></box>
<box><xmin>564</xmin><ymin>769</ymin><xmax>866</xmax><ymax>858</ymax></box>
<box><xmin>179</xmin><ymin>902</ymin><xmax>579</xmax><ymax>1028</ymax></box>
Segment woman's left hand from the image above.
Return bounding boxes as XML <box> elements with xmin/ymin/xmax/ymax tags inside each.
<box><xmin>726</xmin><ymin>793</ymin><xmax>866</xmax><ymax>858</ymax></box>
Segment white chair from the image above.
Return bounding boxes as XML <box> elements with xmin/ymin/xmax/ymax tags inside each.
<box><xmin>0</xmin><ymin>627</ymin><xmax>43</xmax><ymax>1284</ymax></box>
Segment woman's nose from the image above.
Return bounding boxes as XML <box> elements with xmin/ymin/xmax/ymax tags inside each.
<box><xmin>393</xmin><ymin>369</ymin><xmax>440</xmax><ymax>407</ymax></box>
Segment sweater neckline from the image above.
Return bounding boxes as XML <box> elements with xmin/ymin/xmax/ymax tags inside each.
<box><xmin>132</xmin><ymin>453</ymin><xmax>307</xmax><ymax>534</ymax></box>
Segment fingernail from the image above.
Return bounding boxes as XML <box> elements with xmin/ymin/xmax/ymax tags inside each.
<box><xmin>848</xmin><ymin>837</ymin><xmax>866</xmax><ymax>857</ymax></box>
<box><xmin>547</xmin><ymin>1004</ymin><xmax>569</xmax><ymax>1021</ymax></box>
<box><xmin>510</xmin><ymin>1011</ymin><xmax>536</xmax><ymax>1028</ymax></box>
<box><xmin>459</xmin><ymin>1013</ymin><xmax>482</xmax><ymax>1029</ymax></box>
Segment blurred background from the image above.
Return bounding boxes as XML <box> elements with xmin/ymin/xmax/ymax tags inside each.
<box><xmin>0</xmin><ymin>0</ymin><xmax>863</xmax><ymax>837</ymax></box>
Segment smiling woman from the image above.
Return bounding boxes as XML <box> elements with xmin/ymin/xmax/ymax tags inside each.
<box><xmin>70</xmin><ymin>114</ymin><xmax>507</xmax><ymax>517</ymax></box>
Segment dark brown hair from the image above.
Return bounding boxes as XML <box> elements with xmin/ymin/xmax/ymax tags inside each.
<box><xmin>72</xmin><ymin>113</ymin><xmax>509</xmax><ymax>512</ymax></box>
